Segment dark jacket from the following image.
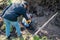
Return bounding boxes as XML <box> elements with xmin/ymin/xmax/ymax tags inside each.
<box><xmin>1</xmin><ymin>3</ymin><xmax>29</xmax><ymax>21</ymax></box>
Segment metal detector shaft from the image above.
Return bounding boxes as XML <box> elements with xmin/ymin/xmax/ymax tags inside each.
<box><xmin>34</xmin><ymin>12</ymin><xmax>58</xmax><ymax>36</ymax></box>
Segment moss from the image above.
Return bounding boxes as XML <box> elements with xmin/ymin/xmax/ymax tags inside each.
<box><xmin>33</xmin><ymin>35</ymin><xmax>40</xmax><ymax>40</ymax></box>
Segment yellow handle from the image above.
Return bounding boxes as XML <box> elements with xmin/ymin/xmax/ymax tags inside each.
<box><xmin>26</xmin><ymin>20</ymin><xmax>31</xmax><ymax>24</ymax></box>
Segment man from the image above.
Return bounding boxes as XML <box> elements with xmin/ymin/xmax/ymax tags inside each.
<box><xmin>0</xmin><ymin>0</ymin><xmax>31</xmax><ymax>39</ymax></box>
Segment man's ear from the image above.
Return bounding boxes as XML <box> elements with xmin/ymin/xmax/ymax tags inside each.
<box><xmin>24</xmin><ymin>5</ymin><xmax>26</xmax><ymax>8</ymax></box>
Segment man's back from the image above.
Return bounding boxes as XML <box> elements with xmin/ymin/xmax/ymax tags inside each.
<box><xmin>2</xmin><ymin>3</ymin><xmax>27</xmax><ymax>21</ymax></box>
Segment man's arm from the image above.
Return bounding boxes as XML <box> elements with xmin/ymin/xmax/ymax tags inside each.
<box><xmin>23</xmin><ymin>13</ymin><xmax>31</xmax><ymax>24</ymax></box>
<box><xmin>23</xmin><ymin>13</ymin><xmax>29</xmax><ymax>20</ymax></box>
<box><xmin>1</xmin><ymin>4</ymin><xmax>12</xmax><ymax>17</ymax></box>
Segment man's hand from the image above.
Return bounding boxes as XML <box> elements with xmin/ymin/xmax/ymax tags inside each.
<box><xmin>26</xmin><ymin>20</ymin><xmax>31</xmax><ymax>24</ymax></box>
<box><xmin>0</xmin><ymin>17</ymin><xmax>3</xmax><ymax>22</ymax></box>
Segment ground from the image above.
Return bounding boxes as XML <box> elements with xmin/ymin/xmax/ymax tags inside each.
<box><xmin>0</xmin><ymin>12</ymin><xmax>60</xmax><ymax>40</ymax></box>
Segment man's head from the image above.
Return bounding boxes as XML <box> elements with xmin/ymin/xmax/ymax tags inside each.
<box><xmin>22</xmin><ymin>1</ymin><xmax>29</xmax><ymax>9</ymax></box>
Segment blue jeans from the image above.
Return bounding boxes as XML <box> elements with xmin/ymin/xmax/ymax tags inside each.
<box><xmin>4</xmin><ymin>19</ymin><xmax>21</xmax><ymax>37</ymax></box>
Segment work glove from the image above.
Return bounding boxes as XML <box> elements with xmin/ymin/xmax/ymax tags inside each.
<box><xmin>0</xmin><ymin>17</ymin><xmax>3</xmax><ymax>22</ymax></box>
<box><xmin>26</xmin><ymin>20</ymin><xmax>31</xmax><ymax>24</ymax></box>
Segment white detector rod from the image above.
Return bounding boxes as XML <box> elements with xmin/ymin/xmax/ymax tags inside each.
<box><xmin>34</xmin><ymin>12</ymin><xmax>58</xmax><ymax>36</ymax></box>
